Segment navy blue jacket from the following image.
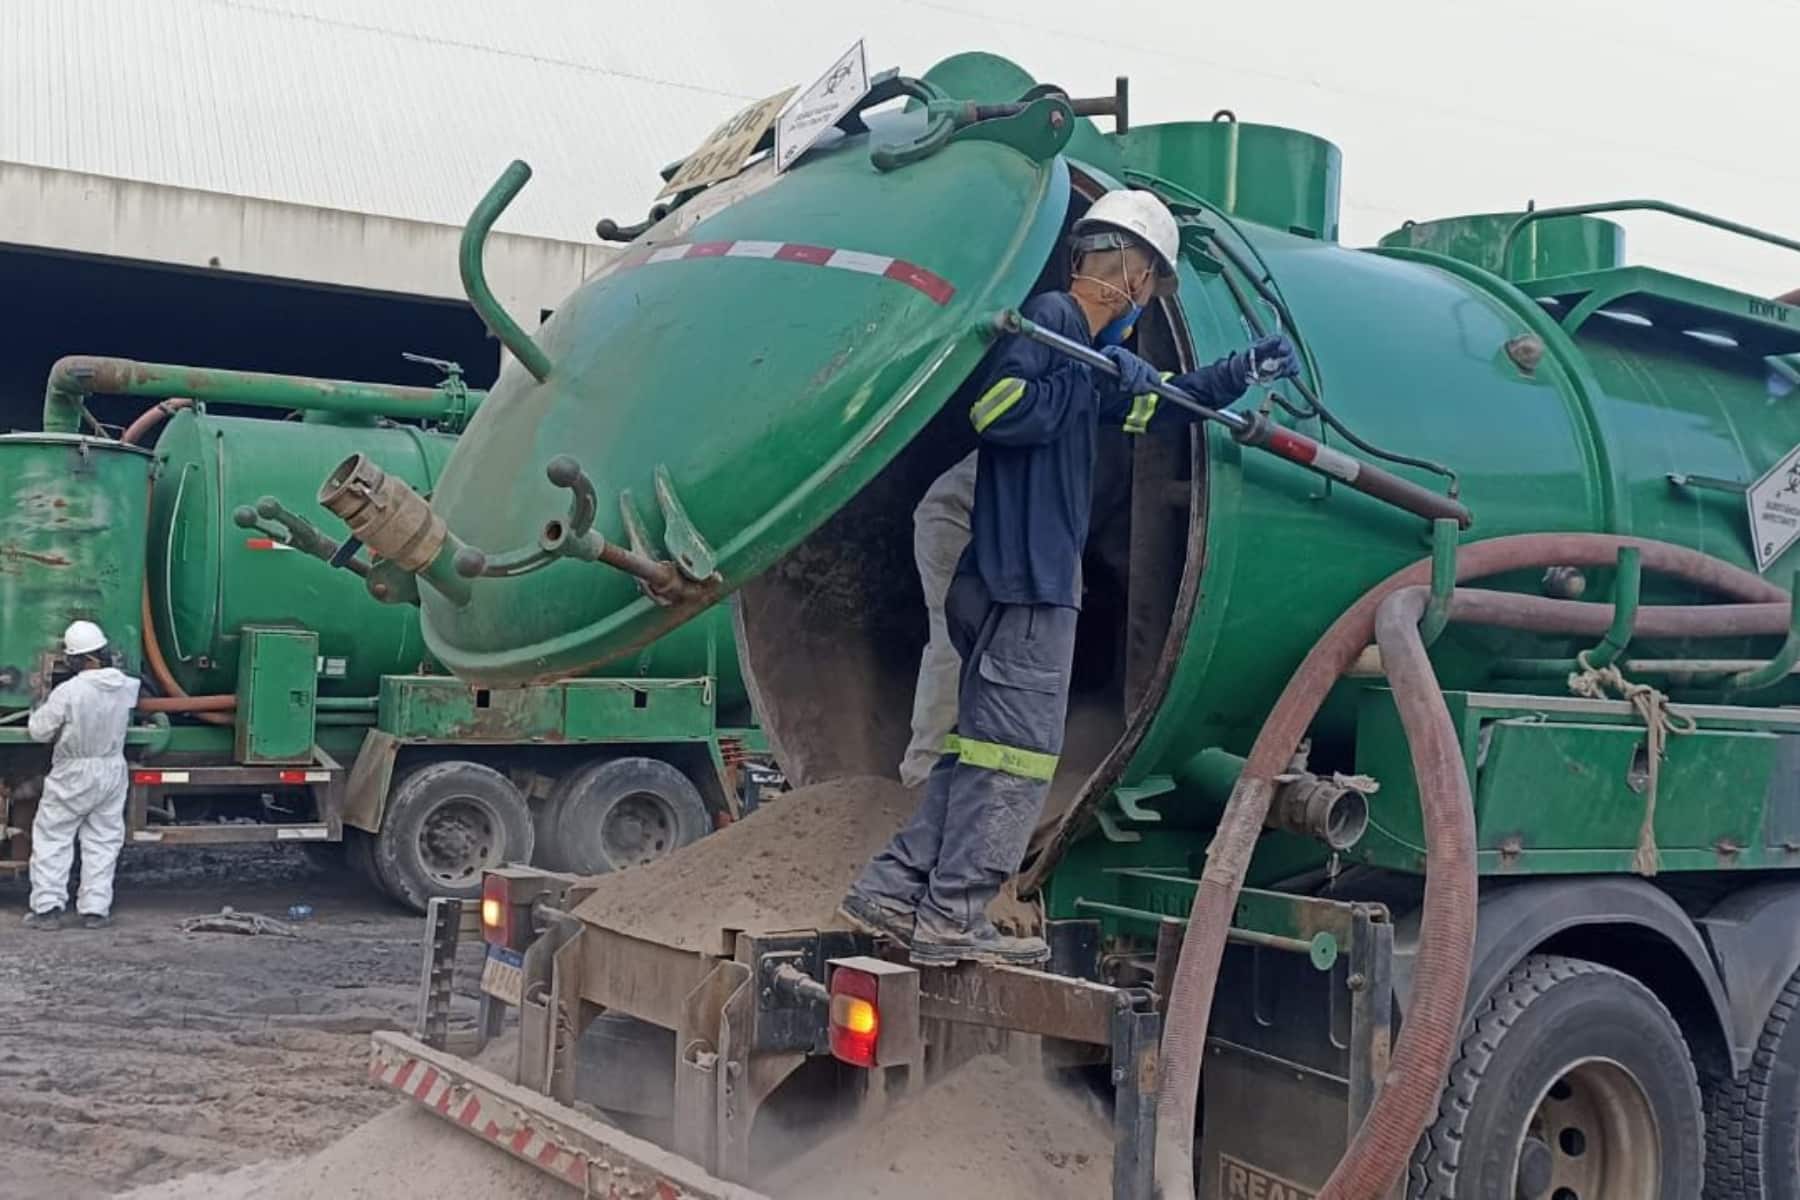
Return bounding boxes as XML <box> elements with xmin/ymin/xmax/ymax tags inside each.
<box><xmin>962</xmin><ymin>291</ymin><xmax>1247</xmax><ymax>609</ymax></box>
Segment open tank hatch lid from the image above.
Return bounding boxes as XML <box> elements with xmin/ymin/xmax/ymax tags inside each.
<box><xmin>421</xmin><ymin>95</ymin><xmax>1077</xmax><ymax>685</ymax></box>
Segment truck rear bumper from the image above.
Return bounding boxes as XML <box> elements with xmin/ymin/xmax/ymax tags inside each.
<box><xmin>370</xmin><ymin>1029</ymin><xmax>770</xmax><ymax>1200</ymax></box>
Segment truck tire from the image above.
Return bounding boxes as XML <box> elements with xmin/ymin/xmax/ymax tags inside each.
<box><xmin>375</xmin><ymin>760</ymin><xmax>534</xmax><ymax>911</ymax></box>
<box><xmin>1409</xmin><ymin>954</ymin><xmax>1703</xmax><ymax>1200</ymax></box>
<box><xmin>345</xmin><ymin>828</ymin><xmax>390</xmax><ymax>894</ymax></box>
<box><xmin>1702</xmin><ymin>966</ymin><xmax>1800</xmax><ymax>1199</ymax></box>
<box><xmin>553</xmin><ymin>757</ymin><xmax>709</xmax><ymax>875</ymax></box>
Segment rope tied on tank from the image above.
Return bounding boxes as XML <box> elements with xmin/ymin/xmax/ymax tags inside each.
<box><xmin>1567</xmin><ymin>651</ymin><xmax>1698</xmax><ymax>876</ymax></box>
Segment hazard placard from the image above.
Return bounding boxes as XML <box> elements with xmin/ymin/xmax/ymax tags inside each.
<box><xmin>657</xmin><ymin>86</ymin><xmax>797</xmax><ymax>200</ymax></box>
<box><xmin>774</xmin><ymin>40</ymin><xmax>869</xmax><ymax>173</ymax></box>
<box><xmin>1746</xmin><ymin>443</ymin><xmax>1800</xmax><ymax>572</ymax></box>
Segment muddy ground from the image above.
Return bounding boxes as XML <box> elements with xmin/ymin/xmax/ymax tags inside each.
<box><xmin>0</xmin><ymin>845</ymin><xmax>444</xmax><ymax>1199</ymax></box>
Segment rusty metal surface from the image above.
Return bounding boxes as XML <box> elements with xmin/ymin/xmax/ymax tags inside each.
<box><xmin>370</xmin><ymin>1031</ymin><xmax>769</xmax><ymax>1200</ymax></box>
<box><xmin>909</xmin><ymin>958</ymin><xmax>1126</xmax><ymax>1046</ymax></box>
<box><xmin>0</xmin><ymin>435</ymin><xmax>151</xmax><ymax>710</ymax></box>
<box><xmin>576</xmin><ymin>923</ymin><xmax>718</xmax><ymax>1028</ymax></box>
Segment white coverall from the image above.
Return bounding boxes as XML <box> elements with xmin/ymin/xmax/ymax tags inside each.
<box><xmin>27</xmin><ymin>668</ymin><xmax>140</xmax><ymax>916</ymax></box>
<box><xmin>899</xmin><ymin>452</ymin><xmax>979</xmax><ymax>788</ymax></box>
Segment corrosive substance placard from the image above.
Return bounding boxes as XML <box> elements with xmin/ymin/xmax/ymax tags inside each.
<box><xmin>1746</xmin><ymin>443</ymin><xmax>1800</xmax><ymax>572</ymax></box>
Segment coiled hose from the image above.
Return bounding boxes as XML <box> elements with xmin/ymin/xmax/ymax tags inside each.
<box><xmin>1154</xmin><ymin>533</ymin><xmax>1787</xmax><ymax>1199</ymax></box>
<box><xmin>117</xmin><ymin>398</ymin><xmax>236</xmax><ymax>724</ymax></box>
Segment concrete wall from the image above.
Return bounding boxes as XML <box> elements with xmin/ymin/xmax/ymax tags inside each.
<box><xmin>0</xmin><ymin>162</ymin><xmax>610</xmax><ymax>327</ymax></box>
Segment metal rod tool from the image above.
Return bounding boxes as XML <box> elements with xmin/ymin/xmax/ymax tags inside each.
<box><xmin>992</xmin><ymin>309</ymin><xmax>1473</xmax><ymax>528</ymax></box>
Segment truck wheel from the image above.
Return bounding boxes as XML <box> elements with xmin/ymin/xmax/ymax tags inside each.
<box><xmin>1702</xmin><ymin>966</ymin><xmax>1800</xmax><ymax>1199</ymax></box>
<box><xmin>375</xmin><ymin>761</ymin><xmax>534</xmax><ymax>911</ymax></box>
<box><xmin>553</xmin><ymin>757</ymin><xmax>709</xmax><ymax>875</ymax></box>
<box><xmin>1409</xmin><ymin>954</ymin><xmax>1703</xmax><ymax>1199</ymax></box>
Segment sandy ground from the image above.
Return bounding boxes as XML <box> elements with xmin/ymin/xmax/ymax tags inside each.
<box><xmin>0</xmin><ymin>801</ymin><xmax>1113</xmax><ymax>1200</ymax></box>
<box><xmin>0</xmin><ymin>845</ymin><xmax>438</xmax><ymax>1199</ymax></box>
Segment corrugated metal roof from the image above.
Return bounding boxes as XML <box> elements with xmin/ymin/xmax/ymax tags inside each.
<box><xmin>3</xmin><ymin>0</ymin><xmax>1793</xmax><ymax>295</ymax></box>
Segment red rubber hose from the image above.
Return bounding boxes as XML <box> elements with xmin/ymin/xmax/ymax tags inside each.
<box><xmin>1154</xmin><ymin>534</ymin><xmax>1786</xmax><ymax>1198</ymax></box>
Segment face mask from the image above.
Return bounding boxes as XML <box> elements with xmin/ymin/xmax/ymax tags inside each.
<box><xmin>1096</xmin><ymin>303</ymin><xmax>1142</xmax><ymax>347</ymax></box>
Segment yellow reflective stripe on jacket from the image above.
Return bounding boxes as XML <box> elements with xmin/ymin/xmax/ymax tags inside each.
<box><xmin>956</xmin><ymin>737</ymin><xmax>1059</xmax><ymax>782</ymax></box>
<box><xmin>941</xmin><ymin>734</ymin><xmax>963</xmax><ymax>756</ymax></box>
<box><xmin>970</xmin><ymin>377</ymin><xmax>1026</xmax><ymax>432</ymax></box>
<box><xmin>1122</xmin><ymin>372</ymin><xmax>1171</xmax><ymax>435</ymax></box>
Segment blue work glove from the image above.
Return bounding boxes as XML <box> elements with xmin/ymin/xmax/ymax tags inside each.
<box><xmin>1239</xmin><ymin>334</ymin><xmax>1301</xmax><ymax>386</ymax></box>
<box><xmin>1101</xmin><ymin>345</ymin><xmax>1162</xmax><ymax>398</ymax></box>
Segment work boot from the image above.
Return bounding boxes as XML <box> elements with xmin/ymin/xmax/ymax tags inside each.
<box><xmin>80</xmin><ymin>913</ymin><xmax>111</xmax><ymax>930</ymax></box>
<box><xmin>836</xmin><ymin>892</ymin><xmax>915</xmax><ymax>946</ymax></box>
<box><xmin>910</xmin><ymin>918</ymin><xmax>1050</xmax><ymax>967</ymax></box>
<box><xmin>22</xmin><ymin>908</ymin><xmax>64</xmax><ymax>932</ymax></box>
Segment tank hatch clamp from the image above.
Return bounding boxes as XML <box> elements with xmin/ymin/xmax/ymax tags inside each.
<box><xmin>991</xmin><ymin>309</ymin><xmax>1474</xmax><ymax>529</ymax></box>
<box><xmin>317</xmin><ymin>453</ymin><xmax>721</xmax><ymax>611</ymax></box>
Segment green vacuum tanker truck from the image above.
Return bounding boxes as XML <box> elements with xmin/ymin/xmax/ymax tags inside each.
<box><xmin>362</xmin><ymin>49</ymin><xmax>1800</xmax><ymax>1200</ymax></box>
<box><xmin>2</xmin><ymin>358</ymin><xmax>777</xmax><ymax>912</ymax></box>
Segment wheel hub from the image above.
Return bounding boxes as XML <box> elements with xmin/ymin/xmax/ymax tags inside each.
<box><xmin>1513</xmin><ymin>1058</ymin><xmax>1659</xmax><ymax>1200</ymax></box>
<box><xmin>419</xmin><ymin>795</ymin><xmax>500</xmax><ymax>885</ymax></box>
<box><xmin>600</xmin><ymin>791</ymin><xmax>677</xmax><ymax>868</ymax></box>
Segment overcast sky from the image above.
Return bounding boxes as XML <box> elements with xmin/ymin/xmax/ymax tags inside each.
<box><xmin>8</xmin><ymin>0</ymin><xmax>1792</xmax><ymax>297</ymax></box>
<box><xmin>698</xmin><ymin>0</ymin><xmax>1796</xmax><ymax>297</ymax></box>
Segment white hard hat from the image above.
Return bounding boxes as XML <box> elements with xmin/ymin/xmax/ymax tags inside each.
<box><xmin>63</xmin><ymin>620</ymin><xmax>107</xmax><ymax>656</ymax></box>
<box><xmin>1073</xmin><ymin>190</ymin><xmax>1181</xmax><ymax>288</ymax></box>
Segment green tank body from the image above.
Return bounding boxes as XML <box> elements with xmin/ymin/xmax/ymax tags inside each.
<box><xmin>148</xmin><ymin>409</ymin><xmax>456</xmax><ymax>696</ymax></box>
<box><xmin>0</xmin><ymin>435</ymin><xmax>151</xmax><ymax>708</ymax></box>
<box><xmin>362</xmin><ymin>52</ymin><xmax>1800</xmax><ymax>876</ymax></box>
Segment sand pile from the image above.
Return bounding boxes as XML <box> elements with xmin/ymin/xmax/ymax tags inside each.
<box><xmin>572</xmin><ymin>775</ymin><xmax>915</xmax><ymax>952</ymax></box>
<box><xmin>122</xmin><ymin>1055</ymin><xmax>1112</xmax><ymax>1200</ymax></box>
<box><xmin>114</xmin><ymin>1104</ymin><xmax>576</xmax><ymax>1200</ymax></box>
<box><xmin>767</xmin><ymin>1055</ymin><xmax>1113</xmax><ymax>1200</ymax></box>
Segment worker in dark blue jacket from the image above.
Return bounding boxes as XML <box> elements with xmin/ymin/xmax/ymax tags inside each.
<box><xmin>843</xmin><ymin>190</ymin><xmax>1299</xmax><ymax>965</ymax></box>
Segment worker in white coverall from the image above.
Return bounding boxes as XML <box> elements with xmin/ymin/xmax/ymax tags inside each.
<box><xmin>899</xmin><ymin>452</ymin><xmax>979</xmax><ymax>789</ymax></box>
<box><xmin>24</xmin><ymin>621</ymin><xmax>140</xmax><ymax>930</ymax></box>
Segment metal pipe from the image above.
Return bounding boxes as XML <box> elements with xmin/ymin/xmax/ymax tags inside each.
<box><xmin>315</xmin><ymin>696</ymin><xmax>379</xmax><ymax>712</ymax></box>
<box><xmin>461</xmin><ymin>161</ymin><xmax>553</xmax><ymax>382</ymax></box>
<box><xmin>1501</xmin><ymin>200</ymin><xmax>1800</xmax><ymax>272</ymax></box>
<box><xmin>44</xmin><ymin>356</ymin><xmax>481</xmax><ymax>434</ymax></box>
<box><xmin>1588</xmin><ymin>546</ymin><xmax>1642</xmax><ymax>668</ymax></box>
<box><xmin>1730</xmin><ymin>572</ymin><xmax>1800</xmax><ymax>690</ymax></box>
<box><xmin>1418</xmin><ymin>519</ymin><xmax>1458</xmax><ymax>647</ymax></box>
<box><xmin>996</xmin><ymin>310</ymin><xmax>1474</xmax><ymax>528</ymax></box>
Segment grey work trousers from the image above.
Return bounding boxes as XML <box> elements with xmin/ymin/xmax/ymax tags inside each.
<box><xmin>854</xmin><ymin>569</ymin><xmax>1077</xmax><ymax>935</ymax></box>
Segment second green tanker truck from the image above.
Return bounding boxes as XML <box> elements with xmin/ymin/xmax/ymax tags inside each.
<box><xmin>2</xmin><ymin>356</ymin><xmax>777</xmax><ymax>911</ymax></box>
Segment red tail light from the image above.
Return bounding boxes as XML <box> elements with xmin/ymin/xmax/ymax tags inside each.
<box><xmin>481</xmin><ymin>873</ymin><xmax>513</xmax><ymax>947</ymax></box>
<box><xmin>829</xmin><ymin>965</ymin><xmax>881</xmax><ymax>1067</ymax></box>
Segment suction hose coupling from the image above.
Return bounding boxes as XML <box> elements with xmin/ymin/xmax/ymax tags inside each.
<box><xmin>318</xmin><ymin>454</ymin><xmax>472</xmax><ymax>606</ymax></box>
<box><xmin>1270</xmin><ymin>772</ymin><xmax>1372</xmax><ymax>852</ymax></box>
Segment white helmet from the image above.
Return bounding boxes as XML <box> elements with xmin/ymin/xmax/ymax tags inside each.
<box><xmin>63</xmin><ymin>620</ymin><xmax>107</xmax><ymax>656</ymax></box>
<box><xmin>1073</xmin><ymin>190</ymin><xmax>1181</xmax><ymax>288</ymax></box>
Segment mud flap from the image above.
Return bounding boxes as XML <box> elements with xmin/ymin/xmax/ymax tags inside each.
<box><xmin>342</xmin><ymin>730</ymin><xmax>402</xmax><ymax>832</ymax></box>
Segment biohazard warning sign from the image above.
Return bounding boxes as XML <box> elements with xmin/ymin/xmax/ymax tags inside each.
<box><xmin>1746</xmin><ymin>443</ymin><xmax>1800</xmax><ymax>572</ymax></box>
<box><xmin>1219</xmin><ymin>1154</ymin><xmax>1318</xmax><ymax>1200</ymax></box>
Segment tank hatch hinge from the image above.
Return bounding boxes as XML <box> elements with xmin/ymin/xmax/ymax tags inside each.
<box><xmin>1112</xmin><ymin>776</ymin><xmax>1174</xmax><ymax>824</ymax></box>
<box><xmin>654</xmin><ymin>465</ymin><xmax>718</xmax><ymax>583</ymax></box>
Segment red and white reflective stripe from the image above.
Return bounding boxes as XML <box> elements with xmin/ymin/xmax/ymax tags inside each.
<box><xmin>617</xmin><ymin>239</ymin><xmax>956</xmax><ymax>305</ymax></box>
<box><xmin>132</xmin><ymin>770</ymin><xmax>190</xmax><ymax>785</ymax></box>
<box><xmin>243</xmin><ymin>538</ymin><xmax>295</xmax><ymax>551</ymax></box>
<box><xmin>1264</xmin><ymin>427</ymin><xmax>1362</xmax><ymax>484</ymax></box>
<box><xmin>277</xmin><ymin>769</ymin><xmax>332</xmax><ymax>784</ymax></box>
<box><xmin>371</xmin><ymin>1053</ymin><xmax>591</xmax><ymax>1189</ymax></box>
